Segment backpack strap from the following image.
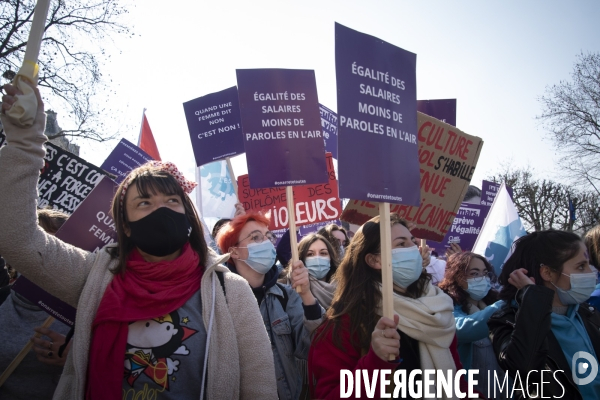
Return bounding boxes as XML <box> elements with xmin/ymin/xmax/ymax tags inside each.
<box><xmin>216</xmin><ymin>271</ymin><xmax>226</xmax><ymax>303</ymax></box>
<box><xmin>275</xmin><ymin>283</ymin><xmax>289</xmax><ymax>311</ymax></box>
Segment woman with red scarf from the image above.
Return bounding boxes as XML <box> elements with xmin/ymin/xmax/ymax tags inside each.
<box><xmin>0</xmin><ymin>83</ymin><xmax>277</xmax><ymax>399</ymax></box>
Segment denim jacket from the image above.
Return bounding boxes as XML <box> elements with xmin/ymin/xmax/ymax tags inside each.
<box><xmin>259</xmin><ymin>283</ymin><xmax>324</xmax><ymax>400</ymax></box>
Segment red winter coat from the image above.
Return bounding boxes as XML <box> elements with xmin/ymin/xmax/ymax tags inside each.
<box><xmin>308</xmin><ymin>315</ymin><xmax>483</xmax><ymax>400</ymax></box>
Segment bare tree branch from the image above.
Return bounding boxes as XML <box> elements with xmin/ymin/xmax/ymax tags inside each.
<box><xmin>0</xmin><ymin>0</ymin><xmax>134</xmax><ymax>143</ymax></box>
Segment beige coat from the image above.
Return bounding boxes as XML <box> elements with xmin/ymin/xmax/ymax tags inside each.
<box><xmin>0</xmin><ymin>111</ymin><xmax>278</xmax><ymax>399</ymax></box>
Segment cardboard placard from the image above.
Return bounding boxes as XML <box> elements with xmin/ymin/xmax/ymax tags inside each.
<box><xmin>320</xmin><ymin>104</ymin><xmax>338</xmax><ymax>159</ymax></box>
<box><xmin>183</xmin><ymin>86</ymin><xmax>245</xmax><ymax>167</ymax></box>
<box><xmin>335</xmin><ymin>23</ymin><xmax>420</xmax><ymax>206</ymax></box>
<box><xmin>38</xmin><ymin>143</ymin><xmax>107</xmax><ymax>214</ymax></box>
<box><xmin>238</xmin><ymin>153</ymin><xmax>341</xmax><ymax>230</ymax></box>
<box><xmin>425</xmin><ymin>202</ymin><xmax>488</xmax><ymax>253</ymax></box>
<box><xmin>417</xmin><ymin>99</ymin><xmax>457</xmax><ymax>126</ymax></box>
<box><xmin>341</xmin><ymin>112</ymin><xmax>484</xmax><ymax>241</ymax></box>
<box><xmin>100</xmin><ymin>138</ymin><xmax>154</xmax><ymax>184</ymax></box>
<box><xmin>55</xmin><ymin>176</ymin><xmax>118</xmax><ymax>253</ymax></box>
<box><xmin>11</xmin><ymin>276</ymin><xmax>76</xmax><ymax>327</ymax></box>
<box><xmin>236</xmin><ymin>68</ymin><xmax>328</xmax><ymax>189</ymax></box>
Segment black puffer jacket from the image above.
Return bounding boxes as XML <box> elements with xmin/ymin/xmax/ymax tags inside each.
<box><xmin>488</xmin><ymin>285</ymin><xmax>600</xmax><ymax>400</ymax></box>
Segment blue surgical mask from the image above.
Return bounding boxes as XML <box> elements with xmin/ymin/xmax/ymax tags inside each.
<box><xmin>391</xmin><ymin>247</ymin><xmax>423</xmax><ymax>288</ymax></box>
<box><xmin>305</xmin><ymin>256</ymin><xmax>331</xmax><ymax>280</ymax></box>
<box><xmin>466</xmin><ymin>277</ymin><xmax>491</xmax><ymax>301</ymax></box>
<box><xmin>552</xmin><ymin>272</ymin><xmax>597</xmax><ymax>305</ymax></box>
<box><xmin>239</xmin><ymin>240</ymin><xmax>276</xmax><ymax>274</ymax></box>
<box><xmin>338</xmin><ymin>245</ymin><xmax>346</xmax><ymax>260</ymax></box>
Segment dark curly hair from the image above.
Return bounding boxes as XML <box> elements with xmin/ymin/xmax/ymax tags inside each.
<box><xmin>439</xmin><ymin>252</ymin><xmax>498</xmax><ymax>313</ymax></box>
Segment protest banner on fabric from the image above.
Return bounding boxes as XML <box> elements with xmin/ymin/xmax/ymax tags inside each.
<box><xmin>198</xmin><ymin>159</ymin><xmax>238</xmax><ymax>230</ymax></box>
<box><xmin>238</xmin><ymin>153</ymin><xmax>341</xmax><ymax>231</ymax></box>
<box><xmin>417</xmin><ymin>99</ymin><xmax>457</xmax><ymax>126</ymax></box>
<box><xmin>473</xmin><ymin>183</ymin><xmax>527</xmax><ymax>276</ymax></box>
<box><xmin>236</xmin><ymin>68</ymin><xmax>328</xmax><ymax>189</ymax></box>
<box><xmin>481</xmin><ymin>180</ymin><xmax>514</xmax><ymax>206</ymax></box>
<box><xmin>320</xmin><ymin>104</ymin><xmax>338</xmax><ymax>159</ymax></box>
<box><xmin>55</xmin><ymin>176</ymin><xmax>118</xmax><ymax>253</ymax></box>
<box><xmin>11</xmin><ymin>276</ymin><xmax>76</xmax><ymax>327</ymax></box>
<box><xmin>341</xmin><ymin>112</ymin><xmax>484</xmax><ymax>242</ymax></box>
<box><xmin>335</xmin><ymin>23</ymin><xmax>420</xmax><ymax>206</ymax></box>
<box><xmin>100</xmin><ymin>138</ymin><xmax>154</xmax><ymax>184</ymax></box>
<box><xmin>425</xmin><ymin>202</ymin><xmax>488</xmax><ymax>253</ymax></box>
<box><xmin>38</xmin><ymin>143</ymin><xmax>108</xmax><ymax>214</ymax></box>
<box><xmin>183</xmin><ymin>86</ymin><xmax>245</xmax><ymax>167</ymax></box>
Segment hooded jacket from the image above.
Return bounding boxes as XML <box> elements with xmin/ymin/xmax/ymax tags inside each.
<box><xmin>0</xmin><ymin>111</ymin><xmax>278</xmax><ymax>400</ymax></box>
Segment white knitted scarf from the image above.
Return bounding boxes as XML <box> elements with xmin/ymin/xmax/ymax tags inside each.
<box><xmin>380</xmin><ymin>283</ymin><xmax>458</xmax><ymax>399</ymax></box>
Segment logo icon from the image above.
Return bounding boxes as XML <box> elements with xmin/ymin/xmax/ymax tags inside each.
<box><xmin>572</xmin><ymin>351</ymin><xmax>598</xmax><ymax>385</ymax></box>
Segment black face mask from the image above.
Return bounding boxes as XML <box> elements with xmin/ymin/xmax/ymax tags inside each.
<box><xmin>128</xmin><ymin>207</ymin><xmax>192</xmax><ymax>257</ymax></box>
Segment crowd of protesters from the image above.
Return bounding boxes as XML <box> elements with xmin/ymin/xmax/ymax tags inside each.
<box><xmin>1</xmin><ymin>83</ymin><xmax>600</xmax><ymax>400</ymax></box>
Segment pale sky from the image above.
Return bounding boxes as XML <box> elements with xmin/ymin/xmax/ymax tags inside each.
<box><xmin>58</xmin><ymin>0</ymin><xmax>600</xmax><ymax>193</ymax></box>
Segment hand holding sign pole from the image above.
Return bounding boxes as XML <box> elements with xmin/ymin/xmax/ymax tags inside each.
<box><xmin>5</xmin><ymin>0</ymin><xmax>51</xmax><ymax>127</ymax></box>
<box><xmin>0</xmin><ymin>316</ymin><xmax>54</xmax><ymax>387</ymax></box>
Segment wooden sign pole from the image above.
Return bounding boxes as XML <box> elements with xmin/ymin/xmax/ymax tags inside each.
<box><xmin>0</xmin><ymin>316</ymin><xmax>55</xmax><ymax>387</ymax></box>
<box><xmin>379</xmin><ymin>202</ymin><xmax>395</xmax><ymax>361</ymax></box>
<box><xmin>6</xmin><ymin>0</ymin><xmax>52</xmax><ymax>127</ymax></box>
<box><xmin>286</xmin><ymin>186</ymin><xmax>301</xmax><ymax>293</ymax></box>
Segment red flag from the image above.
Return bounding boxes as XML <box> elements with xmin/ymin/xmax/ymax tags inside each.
<box><xmin>138</xmin><ymin>110</ymin><xmax>161</xmax><ymax>161</ymax></box>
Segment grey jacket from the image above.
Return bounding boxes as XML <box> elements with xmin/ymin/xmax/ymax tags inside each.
<box><xmin>0</xmin><ymin>110</ymin><xmax>278</xmax><ymax>400</ymax></box>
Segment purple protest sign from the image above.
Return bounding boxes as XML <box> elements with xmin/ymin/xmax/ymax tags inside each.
<box><xmin>100</xmin><ymin>138</ymin><xmax>154</xmax><ymax>184</ymax></box>
<box><xmin>183</xmin><ymin>86</ymin><xmax>245</xmax><ymax>167</ymax></box>
<box><xmin>426</xmin><ymin>202</ymin><xmax>488</xmax><ymax>253</ymax></box>
<box><xmin>11</xmin><ymin>276</ymin><xmax>76</xmax><ymax>326</ymax></box>
<box><xmin>299</xmin><ymin>219</ymin><xmax>342</xmax><ymax>237</ymax></box>
<box><xmin>55</xmin><ymin>176</ymin><xmax>118</xmax><ymax>253</ymax></box>
<box><xmin>481</xmin><ymin>180</ymin><xmax>514</xmax><ymax>206</ymax></box>
<box><xmin>320</xmin><ymin>104</ymin><xmax>338</xmax><ymax>159</ymax></box>
<box><xmin>335</xmin><ymin>23</ymin><xmax>420</xmax><ymax>206</ymax></box>
<box><xmin>417</xmin><ymin>99</ymin><xmax>457</xmax><ymax>126</ymax></box>
<box><xmin>236</xmin><ymin>69</ymin><xmax>328</xmax><ymax>189</ymax></box>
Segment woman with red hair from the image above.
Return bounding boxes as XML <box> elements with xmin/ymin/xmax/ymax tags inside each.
<box><xmin>217</xmin><ymin>211</ymin><xmax>325</xmax><ymax>400</ymax></box>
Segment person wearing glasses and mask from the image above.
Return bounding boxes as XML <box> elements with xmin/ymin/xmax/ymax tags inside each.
<box><xmin>488</xmin><ymin>230</ymin><xmax>600</xmax><ymax>399</ymax></box>
<box><xmin>217</xmin><ymin>212</ymin><xmax>325</xmax><ymax>400</ymax></box>
<box><xmin>438</xmin><ymin>252</ymin><xmax>507</xmax><ymax>398</ymax></box>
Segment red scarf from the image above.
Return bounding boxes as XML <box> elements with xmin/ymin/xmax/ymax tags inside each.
<box><xmin>86</xmin><ymin>243</ymin><xmax>202</xmax><ymax>399</ymax></box>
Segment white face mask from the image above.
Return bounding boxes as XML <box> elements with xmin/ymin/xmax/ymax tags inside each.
<box><xmin>238</xmin><ymin>240</ymin><xmax>277</xmax><ymax>274</ymax></box>
<box><xmin>552</xmin><ymin>272</ymin><xmax>597</xmax><ymax>305</ymax></box>
<box><xmin>391</xmin><ymin>246</ymin><xmax>423</xmax><ymax>288</ymax></box>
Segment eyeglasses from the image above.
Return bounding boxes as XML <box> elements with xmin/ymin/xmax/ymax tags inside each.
<box><xmin>236</xmin><ymin>230</ymin><xmax>275</xmax><ymax>245</ymax></box>
<box><xmin>467</xmin><ymin>270</ymin><xmax>495</xmax><ymax>282</ymax></box>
